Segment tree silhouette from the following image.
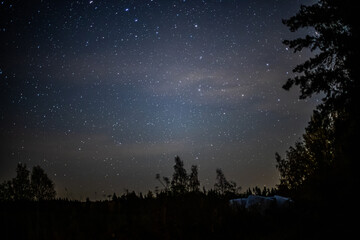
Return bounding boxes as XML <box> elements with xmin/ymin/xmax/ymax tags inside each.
<box><xmin>31</xmin><ymin>165</ymin><xmax>56</xmax><ymax>200</ymax></box>
<box><xmin>12</xmin><ymin>163</ymin><xmax>33</xmax><ymax>201</ymax></box>
<box><xmin>157</xmin><ymin>156</ymin><xmax>203</xmax><ymax>194</ymax></box>
<box><xmin>278</xmin><ymin>0</ymin><xmax>359</xmax><ymax>197</ymax></box>
<box><xmin>276</xmin><ymin>109</ymin><xmax>337</xmax><ymax>192</ymax></box>
<box><xmin>282</xmin><ymin>0</ymin><xmax>359</xmax><ymax>113</ymax></box>
<box><xmin>155</xmin><ymin>173</ymin><xmax>170</xmax><ymax>192</ymax></box>
<box><xmin>276</xmin><ymin>142</ymin><xmax>312</xmax><ymax>191</ymax></box>
<box><xmin>188</xmin><ymin>165</ymin><xmax>200</xmax><ymax>192</ymax></box>
<box><xmin>171</xmin><ymin>156</ymin><xmax>188</xmax><ymax>194</ymax></box>
<box><xmin>214</xmin><ymin>168</ymin><xmax>237</xmax><ymax>195</ymax></box>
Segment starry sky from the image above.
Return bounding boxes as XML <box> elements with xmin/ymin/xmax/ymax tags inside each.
<box><xmin>0</xmin><ymin>0</ymin><xmax>319</xmax><ymax>200</ymax></box>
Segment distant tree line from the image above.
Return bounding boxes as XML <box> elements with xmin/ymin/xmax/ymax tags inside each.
<box><xmin>0</xmin><ymin>158</ymin><xmax>276</xmax><ymax>203</ymax></box>
<box><xmin>0</xmin><ymin>157</ymin><xmax>277</xmax><ymax>203</ymax></box>
<box><xmin>0</xmin><ymin>163</ymin><xmax>56</xmax><ymax>201</ymax></box>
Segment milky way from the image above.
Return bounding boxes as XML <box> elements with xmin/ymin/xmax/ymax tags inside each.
<box><xmin>0</xmin><ymin>0</ymin><xmax>319</xmax><ymax>200</ymax></box>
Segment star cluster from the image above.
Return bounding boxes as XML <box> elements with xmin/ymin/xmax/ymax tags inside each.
<box><xmin>0</xmin><ymin>0</ymin><xmax>318</xmax><ymax>199</ymax></box>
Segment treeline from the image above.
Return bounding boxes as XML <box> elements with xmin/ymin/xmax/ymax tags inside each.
<box><xmin>0</xmin><ymin>158</ymin><xmax>292</xmax><ymax>240</ymax></box>
<box><xmin>0</xmin><ymin>157</ymin><xmax>339</xmax><ymax>240</ymax></box>
<box><xmin>0</xmin><ymin>157</ymin><xmax>276</xmax><ymax>203</ymax></box>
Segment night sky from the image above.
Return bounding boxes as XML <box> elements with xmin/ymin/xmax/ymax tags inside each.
<box><xmin>0</xmin><ymin>0</ymin><xmax>319</xmax><ymax>200</ymax></box>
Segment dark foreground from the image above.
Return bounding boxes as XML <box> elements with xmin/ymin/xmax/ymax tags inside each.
<box><xmin>0</xmin><ymin>194</ymin><xmax>355</xmax><ymax>240</ymax></box>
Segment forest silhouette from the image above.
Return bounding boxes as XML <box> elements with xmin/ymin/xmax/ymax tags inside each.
<box><xmin>1</xmin><ymin>0</ymin><xmax>359</xmax><ymax>239</ymax></box>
